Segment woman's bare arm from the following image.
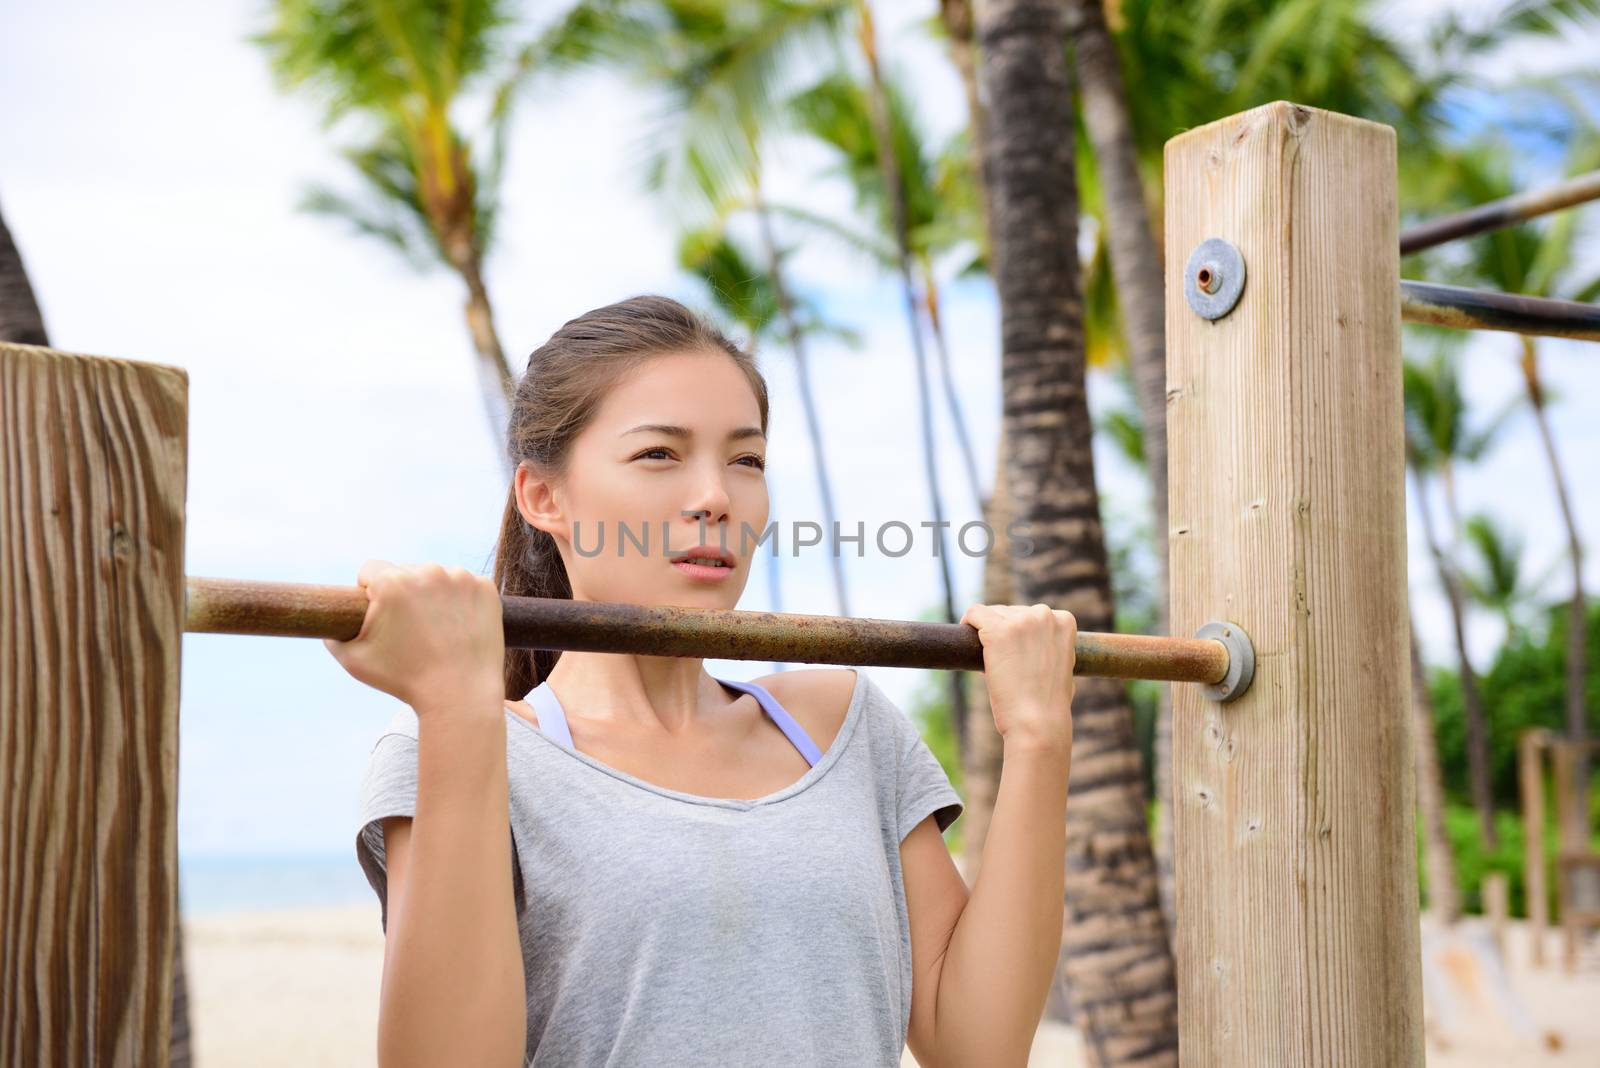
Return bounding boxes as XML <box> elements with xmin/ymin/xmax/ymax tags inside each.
<box><xmin>375</xmin><ymin>701</ymin><xmax>526</xmax><ymax>1068</ymax></box>
<box><xmin>903</xmin><ymin>740</ymin><xmax>1070</xmax><ymax>1067</ymax></box>
<box><xmin>903</xmin><ymin>603</ymin><xmax>1077</xmax><ymax>1066</ymax></box>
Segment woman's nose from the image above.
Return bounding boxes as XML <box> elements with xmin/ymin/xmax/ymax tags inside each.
<box><xmin>684</xmin><ymin>467</ymin><xmax>732</xmax><ymax>523</ymax></box>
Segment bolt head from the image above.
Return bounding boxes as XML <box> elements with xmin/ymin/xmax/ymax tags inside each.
<box><xmin>1184</xmin><ymin>238</ymin><xmax>1247</xmax><ymax>320</ymax></box>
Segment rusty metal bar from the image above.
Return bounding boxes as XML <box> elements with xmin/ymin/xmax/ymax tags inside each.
<box><xmin>1400</xmin><ymin>280</ymin><xmax>1600</xmax><ymax>341</ymax></box>
<box><xmin>1400</xmin><ymin>170</ymin><xmax>1600</xmax><ymax>255</ymax></box>
<box><xmin>184</xmin><ymin>575</ymin><xmax>1233</xmax><ymax>684</ymax></box>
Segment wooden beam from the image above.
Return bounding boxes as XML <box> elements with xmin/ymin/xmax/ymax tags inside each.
<box><xmin>1484</xmin><ymin>872</ymin><xmax>1509</xmax><ymax>959</ymax></box>
<box><xmin>1165</xmin><ymin>102</ymin><xmax>1423</xmax><ymax>1065</ymax></box>
<box><xmin>1550</xmin><ymin>741</ymin><xmax>1579</xmax><ymax>972</ymax></box>
<box><xmin>1520</xmin><ymin>729</ymin><xmax>1548</xmax><ymax>967</ymax></box>
<box><xmin>0</xmin><ymin>341</ymin><xmax>187</xmax><ymax>1066</ymax></box>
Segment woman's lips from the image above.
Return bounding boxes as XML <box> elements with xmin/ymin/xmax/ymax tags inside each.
<box><xmin>670</xmin><ymin>557</ymin><xmax>736</xmax><ymax>581</ymax></box>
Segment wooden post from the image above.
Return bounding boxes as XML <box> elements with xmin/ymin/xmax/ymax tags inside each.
<box><xmin>1550</xmin><ymin>741</ymin><xmax>1578</xmax><ymax>971</ymax></box>
<box><xmin>1483</xmin><ymin>872</ymin><xmax>1509</xmax><ymax>959</ymax></box>
<box><xmin>1165</xmin><ymin>102</ymin><xmax>1423</xmax><ymax>1065</ymax></box>
<box><xmin>1520</xmin><ymin>729</ymin><xmax>1547</xmax><ymax>967</ymax></box>
<box><xmin>0</xmin><ymin>342</ymin><xmax>187</xmax><ymax>1066</ymax></box>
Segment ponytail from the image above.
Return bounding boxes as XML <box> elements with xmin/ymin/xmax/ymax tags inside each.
<box><xmin>493</xmin><ymin>480</ymin><xmax>572</xmax><ymax>699</ymax></box>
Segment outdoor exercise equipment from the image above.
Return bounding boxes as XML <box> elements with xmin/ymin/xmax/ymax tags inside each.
<box><xmin>182</xmin><ymin>575</ymin><xmax>1256</xmax><ymax>695</ymax></box>
<box><xmin>5</xmin><ymin>101</ymin><xmax>1599</xmax><ymax>1067</ymax></box>
<box><xmin>1519</xmin><ymin>729</ymin><xmax>1600</xmax><ymax>972</ymax></box>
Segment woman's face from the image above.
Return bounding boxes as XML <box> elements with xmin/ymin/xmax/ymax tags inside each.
<box><xmin>518</xmin><ymin>348</ymin><xmax>769</xmax><ymax>610</ymax></box>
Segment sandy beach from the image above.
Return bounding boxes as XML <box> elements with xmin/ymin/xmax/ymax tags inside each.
<box><xmin>183</xmin><ymin>901</ymin><xmax>1599</xmax><ymax>1066</ymax></box>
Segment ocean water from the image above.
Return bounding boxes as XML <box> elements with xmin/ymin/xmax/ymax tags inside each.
<box><xmin>179</xmin><ymin>851</ymin><xmax>375</xmax><ymax>916</ymax></box>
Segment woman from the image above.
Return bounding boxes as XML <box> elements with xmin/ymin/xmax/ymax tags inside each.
<box><xmin>330</xmin><ymin>295</ymin><xmax>1075</xmax><ymax>1067</ymax></box>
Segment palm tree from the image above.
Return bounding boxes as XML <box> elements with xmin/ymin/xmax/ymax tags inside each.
<box><xmin>931</xmin><ymin>0</ymin><xmax>993</xmax><ymax>265</ymax></box>
<box><xmin>527</xmin><ymin>0</ymin><xmax>857</xmax><ymax>617</ymax></box>
<box><xmin>1459</xmin><ymin>512</ymin><xmax>1561</xmax><ymax>635</ymax></box>
<box><xmin>1404</xmin><ymin>345</ymin><xmax>1519</xmax><ymax>847</ymax></box>
<box><xmin>1433</xmin><ymin>138</ymin><xmax>1600</xmax><ymax>848</ymax></box>
<box><xmin>835</xmin><ymin>0</ymin><xmax>976</xmax><ymax>751</ymax></box>
<box><xmin>771</xmin><ymin>71</ymin><xmax>999</xmax><ymax>759</ymax></box>
<box><xmin>975</xmin><ymin>0</ymin><xmax>1176</xmax><ymax>1059</ymax></box>
<box><xmin>1045</xmin><ymin>0</ymin><xmax>1598</xmax><ymax>924</ymax></box>
<box><xmin>0</xmin><ymin>203</ymin><xmax>47</xmax><ymax>345</ymax></box>
<box><xmin>0</xmin><ymin>199</ymin><xmax>194</xmax><ymax>1066</ymax></box>
<box><xmin>1062</xmin><ymin>0</ymin><xmax>1180</xmax><ymax>932</ymax></box>
<box><xmin>778</xmin><ymin>69</ymin><xmax>986</xmax><ymax>512</ymax></box>
<box><xmin>256</xmin><ymin>0</ymin><xmax>526</xmax><ymax>469</ymax></box>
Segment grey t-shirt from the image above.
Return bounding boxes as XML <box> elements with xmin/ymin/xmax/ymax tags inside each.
<box><xmin>355</xmin><ymin>668</ymin><xmax>964</xmax><ymax>1067</ymax></box>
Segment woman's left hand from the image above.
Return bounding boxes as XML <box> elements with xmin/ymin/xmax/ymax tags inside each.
<box><xmin>959</xmin><ymin>602</ymin><xmax>1076</xmax><ymax>752</ymax></box>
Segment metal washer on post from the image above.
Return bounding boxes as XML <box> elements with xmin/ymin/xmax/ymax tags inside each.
<box><xmin>1184</xmin><ymin>238</ymin><xmax>1247</xmax><ymax>320</ymax></box>
<box><xmin>1195</xmin><ymin>620</ymin><xmax>1254</xmax><ymax>702</ymax></box>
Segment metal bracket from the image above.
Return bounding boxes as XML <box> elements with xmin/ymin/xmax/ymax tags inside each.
<box><xmin>1195</xmin><ymin>620</ymin><xmax>1255</xmax><ymax>703</ymax></box>
<box><xmin>1184</xmin><ymin>238</ymin><xmax>1247</xmax><ymax>320</ymax></box>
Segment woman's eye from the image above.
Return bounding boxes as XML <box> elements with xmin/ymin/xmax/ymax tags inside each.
<box><xmin>632</xmin><ymin>448</ymin><xmax>763</xmax><ymax>468</ymax></box>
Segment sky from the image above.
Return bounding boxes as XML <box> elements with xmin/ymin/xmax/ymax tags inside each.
<box><xmin>3</xmin><ymin>0</ymin><xmax>1598</xmax><ymax>860</ymax></box>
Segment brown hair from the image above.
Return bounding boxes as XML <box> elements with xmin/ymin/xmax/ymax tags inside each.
<box><xmin>491</xmin><ymin>294</ymin><xmax>769</xmax><ymax>699</ymax></box>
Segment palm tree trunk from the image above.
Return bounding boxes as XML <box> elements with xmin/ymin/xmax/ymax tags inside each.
<box><xmin>456</xmin><ymin>253</ymin><xmax>516</xmax><ymax>479</ymax></box>
<box><xmin>919</xmin><ymin>267</ymin><xmax>985</xmax><ymax>511</ymax></box>
<box><xmin>1412</xmin><ymin>463</ymin><xmax>1498</xmax><ymax>847</ymax></box>
<box><xmin>1520</xmin><ymin>336</ymin><xmax>1589</xmax><ymax>847</ymax></box>
<box><xmin>854</xmin><ymin>0</ymin><xmax>970</xmax><ymax>758</ymax></box>
<box><xmin>0</xmin><ymin>200</ymin><xmax>48</xmax><ymax>345</ymax></box>
<box><xmin>1063</xmin><ymin>0</ymin><xmax>1177</xmax><ymax>935</ymax></box>
<box><xmin>753</xmin><ymin>181</ymin><xmax>852</xmax><ymax>618</ymax></box>
<box><xmin>936</xmin><ymin>0</ymin><xmax>994</xmax><ymax>266</ymax></box>
<box><xmin>0</xmin><ymin>198</ymin><xmax>193</xmax><ymax>1067</ymax></box>
<box><xmin>1411</xmin><ymin>612</ymin><xmax>1461</xmax><ymax>924</ymax></box>
<box><xmin>975</xmin><ymin>0</ymin><xmax>1177</xmax><ymax>1060</ymax></box>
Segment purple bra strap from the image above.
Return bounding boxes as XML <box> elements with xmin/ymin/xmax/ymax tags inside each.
<box><xmin>527</xmin><ymin>677</ymin><xmax>822</xmax><ymax>766</ymax></box>
<box><xmin>527</xmin><ymin>682</ymin><xmax>575</xmax><ymax>750</ymax></box>
<box><xmin>715</xmin><ymin>677</ymin><xmax>824</xmax><ymax>767</ymax></box>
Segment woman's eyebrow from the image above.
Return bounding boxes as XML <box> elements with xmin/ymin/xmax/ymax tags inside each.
<box><xmin>620</xmin><ymin>423</ymin><xmax>765</xmax><ymax>441</ymax></box>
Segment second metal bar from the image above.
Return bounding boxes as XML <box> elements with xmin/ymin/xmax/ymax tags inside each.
<box><xmin>1400</xmin><ymin>170</ymin><xmax>1600</xmax><ymax>255</ymax></box>
<box><xmin>1400</xmin><ymin>280</ymin><xmax>1600</xmax><ymax>341</ymax></box>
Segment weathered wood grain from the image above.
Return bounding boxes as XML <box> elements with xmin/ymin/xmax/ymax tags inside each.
<box><xmin>1</xmin><ymin>341</ymin><xmax>186</xmax><ymax>1067</ymax></box>
<box><xmin>1164</xmin><ymin>103</ymin><xmax>1424</xmax><ymax>1065</ymax></box>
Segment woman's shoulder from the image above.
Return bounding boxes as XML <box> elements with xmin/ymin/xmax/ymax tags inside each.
<box><xmin>504</xmin><ymin>697</ymin><xmax>540</xmax><ymax>733</ymax></box>
<box><xmin>749</xmin><ymin>668</ymin><xmax>877</xmax><ymax>750</ymax></box>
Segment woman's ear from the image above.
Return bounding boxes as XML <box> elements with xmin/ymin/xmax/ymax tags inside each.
<box><xmin>515</xmin><ymin>462</ymin><xmax>567</xmax><ymax>541</ymax></box>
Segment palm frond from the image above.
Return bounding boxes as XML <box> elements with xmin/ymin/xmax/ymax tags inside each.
<box><xmin>761</xmin><ymin>201</ymin><xmax>896</xmax><ymax>267</ymax></box>
<box><xmin>299</xmin><ymin>185</ymin><xmax>436</xmax><ymax>269</ymax></box>
<box><xmin>255</xmin><ymin>0</ymin><xmax>515</xmax><ymax>121</ymax></box>
<box><xmin>678</xmin><ymin>222</ymin><xmax>781</xmax><ymax>338</ymax></box>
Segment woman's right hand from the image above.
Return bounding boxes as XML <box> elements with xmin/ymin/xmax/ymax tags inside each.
<box><xmin>323</xmin><ymin>560</ymin><xmax>506</xmax><ymax>715</ymax></box>
<box><xmin>959</xmin><ymin>602</ymin><xmax>1076</xmax><ymax>753</ymax></box>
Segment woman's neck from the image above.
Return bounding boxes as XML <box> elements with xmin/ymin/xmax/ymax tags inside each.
<box><xmin>543</xmin><ymin>651</ymin><xmax>725</xmax><ymax>732</ymax></box>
